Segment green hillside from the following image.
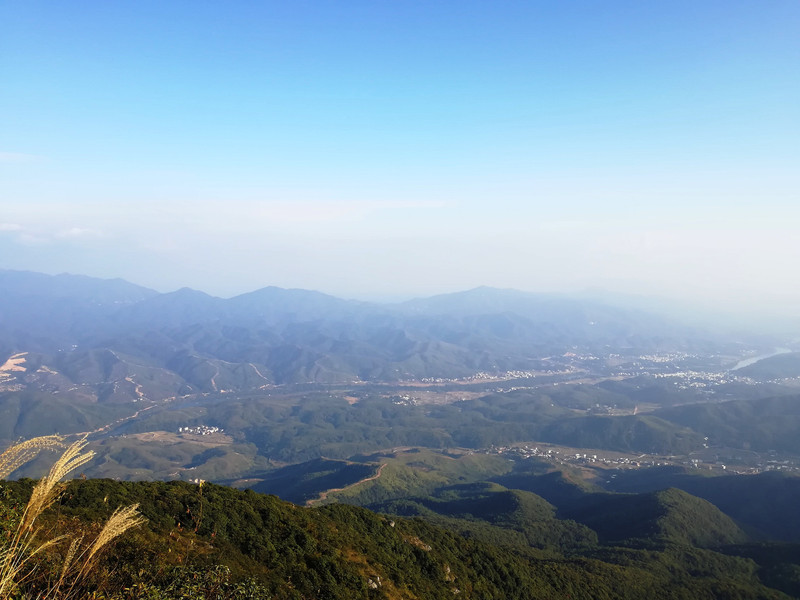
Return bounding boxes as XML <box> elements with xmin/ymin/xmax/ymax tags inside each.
<box><xmin>540</xmin><ymin>414</ymin><xmax>705</xmax><ymax>455</ymax></box>
<box><xmin>657</xmin><ymin>395</ymin><xmax>800</xmax><ymax>455</ymax></box>
<box><xmin>325</xmin><ymin>448</ymin><xmax>513</xmax><ymax>505</ymax></box>
<box><xmin>604</xmin><ymin>467</ymin><xmax>800</xmax><ymax>542</ymax></box>
<box><xmin>734</xmin><ymin>353</ymin><xmax>800</xmax><ymax>380</ymax></box>
<box><xmin>1</xmin><ymin>478</ymin><xmax>793</xmax><ymax>599</ymax></box>
<box><xmin>490</xmin><ymin>457</ymin><xmax>602</xmax><ymax>510</ymax></box>
<box><xmin>565</xmin><ymin>488</ymin><xmax>747</xmax><ymax>547</ymax></box>
<box><xmin>248</xmin><ymin>457</ymin><xmax>379</xmax><ymax>505</ymax></box>
<box><xmin>369</xmin><ymin>482</ymin><xmax>598</xmax><ymax>551</ymax></box>
<box><xmin>0</xmin><ymin>390</ymin><xmax>134</xmax><ymax>440</ymax></box>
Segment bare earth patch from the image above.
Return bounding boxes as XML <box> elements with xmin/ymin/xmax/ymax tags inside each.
<box><xmin>0</xmin><ymin>352</ymin><xmax>28</xmax><ymax>374</ymax></box>
<box><xmin>128</xmin><ymin>431</ymin><xmax>233</xmax><ymax>446</ymax></box>
<box><xmin>0</xmin><ymin>352</ymin><xmax>28</xmax><ymax>387</ymax></box>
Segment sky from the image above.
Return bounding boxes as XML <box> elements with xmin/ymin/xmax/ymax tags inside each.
<box><xmin>2</xmin><ymin>1</ymin><xmax>799</xmax><ymax>316</ymax></box>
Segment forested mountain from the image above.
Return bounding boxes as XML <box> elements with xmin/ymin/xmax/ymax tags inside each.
<box><xmin>3</xmin><ymin>270</ymin><xmax>800</xmax><ymax>597</ymax></box>
<box><xmin>0</xmin><ymin>269</ymin><xmax>719</xmax><ymax>394</ymax></box>
<box><xmin>2</xmin><ymin>476</ymin><xmax>798</xmax><ymax>599</ymax></box>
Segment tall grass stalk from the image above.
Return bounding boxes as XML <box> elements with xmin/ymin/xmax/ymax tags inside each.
<box><xmin>0</xmin><ymin>436</ymin><xmax>63</xmax><ymax>481</ymax></box>
<box><xmin>0</xmin><ymin>437</ymin><xmax>145</xmax><ymax>599</ymax></box>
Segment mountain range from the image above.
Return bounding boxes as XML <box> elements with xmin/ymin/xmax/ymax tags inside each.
<box><xmin>0</xmin><ymin>269</ymin><xmax>722</xmax><ymax>400</ymax></box>
<box><xmin>4</xmin><ymin>271</ymin><xmax>800</xmax><ymax>598</ymax></box>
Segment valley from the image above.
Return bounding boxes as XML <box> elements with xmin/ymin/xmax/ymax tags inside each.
<box><xmin>4</xmin><ymin>271</ymin><xmax>800</xmax><ymax>597</ymax></box>
<box><xmin>5</xmin><ymin>337</ymin><xmax>800</xmax><ymax>486</ymax></box>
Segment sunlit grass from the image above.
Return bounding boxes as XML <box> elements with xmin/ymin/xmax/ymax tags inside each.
<box><xmin>0</xmin><ymin>437</ymin><xmax>145</xmax><ymax>599</ymax></box>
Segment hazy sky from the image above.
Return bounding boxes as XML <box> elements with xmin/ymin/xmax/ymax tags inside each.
<box><xmin>2</xmin><ymin>1</ymin><xmax>799</xmax><ymax>313</ymax></box>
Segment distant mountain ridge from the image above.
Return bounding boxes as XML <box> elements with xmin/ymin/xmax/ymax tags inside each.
<box><xmin>0</xmin><ymin>269</ymin><xmax>718</xmax><ymax>398</ymax></box>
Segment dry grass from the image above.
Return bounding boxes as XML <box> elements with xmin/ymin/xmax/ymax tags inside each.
<box><xmin>0</xmin><ymin>437</ymin><xmax>146</xmax><ymax>599</ymax></box>
<box><xmin>86</xmin><ymin>504</ymin><xmax>146</xmax><ymax>567</ymax></box>
<box><xmin>19</xmin><ymin>438</ymin><xmax>94</xmax><ymax>535</ymax></box>
<box><xmin>0</xmin><ymin>435</ymin><xmax>64</xmax><ymax>481</ymax></box>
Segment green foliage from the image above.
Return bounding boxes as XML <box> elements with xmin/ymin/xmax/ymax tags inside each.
<box><xmin>326</xmin><ymin>448</ymin><xmax>512</xmax><ymax>505</ymax></box>
<box><xmin>3</xmin><ymin>478</ymin><xmax>795</xmax><ymax>599</ymax></box>
<box><xmin>658</xmin><ymin>394</ymin><xmax>800</xmax><ymax>455</ymax></box>
<box><xmin>0</xmin><ymin>390</ymin><xmax>133</xmax><ymax>442</ymax></box>
<box><xmin>370</xmin><ymin>482</ymin><xmax>598</xmax><ymax>552</ymax></box>
<box><xmin>120</xmin><ymin>565</ymin><xmax>274</xmax><ymax>599</ymax></box>
<box><xmin>249</xmin><ymin>458</ymin><xmax>378</xmax><ymax>504</ymax></box>
<box><xmin>86</xmin><ymin>436</ymin><xmax>265</xmax><ymax>483</ymax></box>
<box><xmin>604</xmin><ymin>467</ymin><xmax>800</xmax><ymax>542</ymax></box>
<box><xmin>565</xmin><ymin>488</ymin><xmax>747</xmax><ymax>547</ymax></box>
<box><xmin>720</xmin><ymin>544</ymin><xmax>800</xmax><ymax>598</ymax></box>
<box><xmin>540</xmin><ymin>414</ymin><xmax>704</xmax><ymax>455</ymax></box>
<box><xmin>491</xmin><ymin>459</ymin><xmax>604</xmax><ymax>511</ymax></box>
<box><xmin>112</xmin><ymin>390</ymin><xmax>576</xmax><ymax>466</ymax></box>
<box><xmin>0</xmin><ymin>483</ymin><xmax>23</xmax><ymax>539</ymax></box>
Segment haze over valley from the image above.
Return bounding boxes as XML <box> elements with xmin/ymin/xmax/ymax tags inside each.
<box><xmin>3</xmin><ymin>1</ymin><xmax>800</xmax><ymax>597</ymax></box>
<box><xmin>5</xmin><ymin>269</ymin><xmax>800</xmax><ymax>596</ymax></box>
<box><xmin>3</xmin><ymin>268</ymin><xmax>800</xmax><ymax>482</ymax></box>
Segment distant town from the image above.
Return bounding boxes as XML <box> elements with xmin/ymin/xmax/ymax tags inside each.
<box><xmin>486</xmin><ymin>441</ymin><xmax>800</xmax><ymax>476</ymax></box>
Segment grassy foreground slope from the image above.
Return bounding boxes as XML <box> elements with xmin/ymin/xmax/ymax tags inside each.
<box><xmin>0</xmin><ymin>478</ymin><xmax>793</xmax><ymax>599</ymax></box>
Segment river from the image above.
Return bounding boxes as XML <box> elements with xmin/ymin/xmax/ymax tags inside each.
<box><xmin>729</xmin><ymin>348</ymin><xmax>793</xmax><ymax>371</ymax></box>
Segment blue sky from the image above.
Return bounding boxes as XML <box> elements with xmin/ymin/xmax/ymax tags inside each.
<box><xmin>2</xmin><ymin>1</ymin><xmax>799</xmax><ymax>314</ymax></box>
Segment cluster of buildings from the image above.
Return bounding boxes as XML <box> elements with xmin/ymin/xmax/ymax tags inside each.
<box><xmin>178</xmin><ymin>425</ymin><xmax>223</xmax><ymax>436</ymax></box>
<box><xmin>652</xmin><ymin>370</ymin><xmax>753</xmax><ymax>389</ymax></box>
<box><xmin>638</xmin><ymin>352</ymin><xmax>694</xmax><ymax>364</ymax></box>
<box><xmin>392</xmin><ymin>394</ymin><xmax>419</xmax><ymax>406</ymax></box>
<box><xmin>417</xmin><ymin>367</ymin><xmax>579</xmax><ymax>385</ymax></box>
<box><xmin>487</xmin><ymin>442</ymin><xmax>800</xmax><ymax>476</ymax></box>
<box><xmin>487</xmin><ymin>444</ymin><xmax>669</xmax><ymax>469</ymax></box>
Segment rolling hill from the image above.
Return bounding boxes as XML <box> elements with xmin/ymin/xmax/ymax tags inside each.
<box><xmin>0</xmin><ymin>270</ymin><xmax>724</xmax><ymax>396</ymax></box>
<box><xmin>1</xmin><ymin>477</ymin><xmax>795</xmax><ymax>599</ymax></box>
